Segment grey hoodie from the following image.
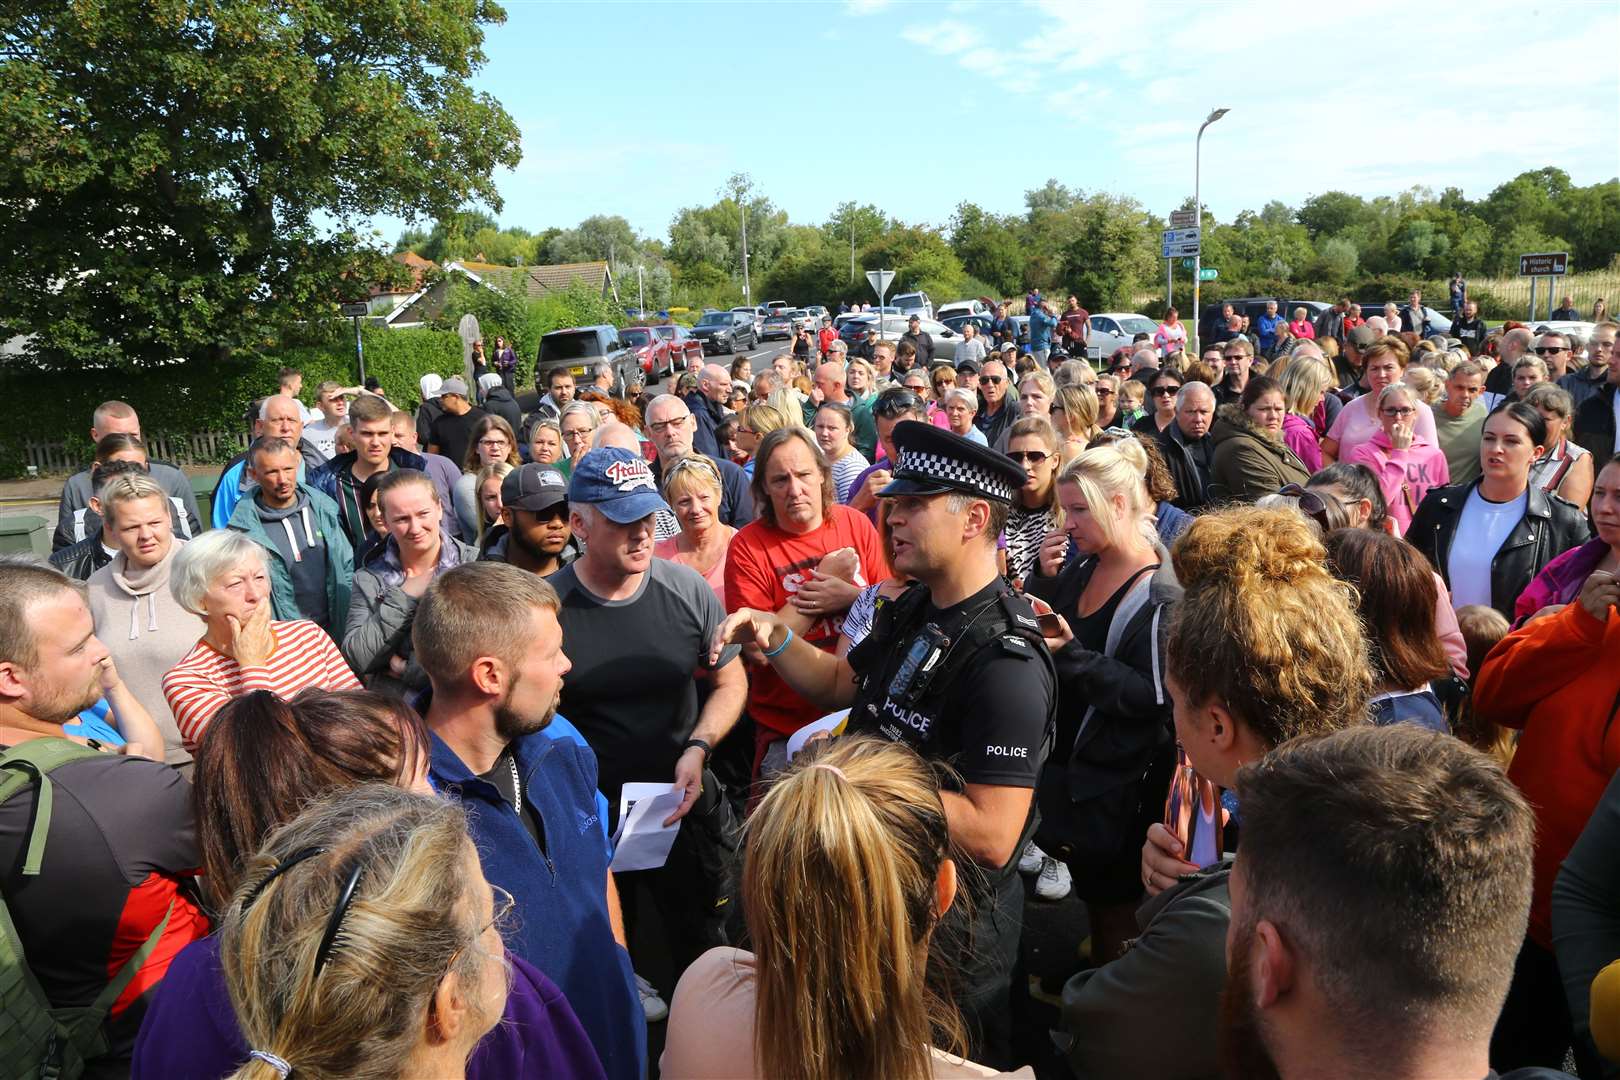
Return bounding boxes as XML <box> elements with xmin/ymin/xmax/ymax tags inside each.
<box><xmin>255</xmin><ymin>491</ymin><xmax>331</xmax><ymax>628</ymax></box>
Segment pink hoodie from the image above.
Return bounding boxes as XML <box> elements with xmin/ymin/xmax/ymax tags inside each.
<box><xmin>1345</xmin><ymin>428</ymin><xmax>1450</xmax><ymax>533</ymax></box>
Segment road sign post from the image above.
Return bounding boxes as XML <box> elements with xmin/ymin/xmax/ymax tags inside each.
<box><xmin>1519</xmin><ymin>252</ymin><xmax>1569</xmax><ymax>322</ymax></box>
<box><xmin>866</xmin><ymin>269</ymin><xmax>895</xmax><ymax>340</ymax></box>
<box><xmin>340</xmin><ymin>302</ymin><xmax>370</xmax><ymax>383</ymax></box>
<box><xmin>1169</xmin><ymin>209</ymin><xmax>1198</xmax><ymax>229</ymax></box>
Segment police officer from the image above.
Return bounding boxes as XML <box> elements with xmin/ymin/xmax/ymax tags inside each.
<box><xmin>711</xmin><ymin>420</ymin><xmax>1055</xmax><ymax>1067</ymax></box>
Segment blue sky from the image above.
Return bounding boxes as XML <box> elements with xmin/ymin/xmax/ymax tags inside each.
<box><xmin>382</xmin><ymin>0</ymin><xmax>1620</xmax><ymax>244</ymax></box>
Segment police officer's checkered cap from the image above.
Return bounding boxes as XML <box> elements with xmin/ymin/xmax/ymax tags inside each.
<box><xmin>896</xmin><ymin>447</ymin><xmax>1016</xmax><ymax>503</ymax></box>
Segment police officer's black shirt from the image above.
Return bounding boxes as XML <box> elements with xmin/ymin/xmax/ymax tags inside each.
<box><xmin>845</xmin><ymin>579</ymin><xmax>1051</xmax><ymax>792</ymax></box>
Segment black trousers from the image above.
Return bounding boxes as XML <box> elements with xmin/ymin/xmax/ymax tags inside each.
<box><xmin>616</xmin><ymin>769</ymin><xmax>738</xmax><ymax>983</ymax></box>
<box><xmin>935</xmin><ymin>868</ymin><xmax>1025</xmax><ymax>1070</ymax></box>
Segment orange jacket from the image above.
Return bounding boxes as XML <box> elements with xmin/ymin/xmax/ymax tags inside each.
<box><xmin>1476</xmin><ymin>600</ymin><xmax>1620</xmax><ymax>948</ymax></box>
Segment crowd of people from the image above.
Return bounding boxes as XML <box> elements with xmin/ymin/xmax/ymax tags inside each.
<box><xmin>3</xmin><ymin>300</ymin><xmax>1617</xmax><ymax>1080</ymax></box>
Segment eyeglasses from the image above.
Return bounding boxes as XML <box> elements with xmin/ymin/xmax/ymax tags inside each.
<box><xmin>648</xmin><ymin>415</ymin><xmax>690</xmax><ymax>434</ymax></box>
<box><xmin>1380</xmin><ymin>406</ymin><xmax>1416</xmax><ymax>418</ymax></box>
<box><xmin>476</xmin><ymin>438</ymin><xmax>510</xmax><ymax>449</ymax></box>
<box><xmin>1534</xmin><ymin>346</ymin><xmax>1568</xmax><ymax>355</ymax></box>
<box><xmin>1007</xmin><ymin>450</ymin><xmax>1049</xmax><ymax>464</ymax></box>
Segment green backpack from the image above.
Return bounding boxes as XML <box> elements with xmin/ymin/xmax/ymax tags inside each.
<box><xmin>0</xmin><ymin>738</ymin><xmax>175</xmax><ymax>1080</ymax></box>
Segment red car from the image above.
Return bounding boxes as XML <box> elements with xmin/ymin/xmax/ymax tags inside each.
<box><xmin>652</xmin><ymin>324</ymin><xmax>705</xmax><ymax>373</ymax></box>
<box><xmin>620</xmin><ymin>326</ymin><xmax>673</xmax><ymax>378</ymax></box>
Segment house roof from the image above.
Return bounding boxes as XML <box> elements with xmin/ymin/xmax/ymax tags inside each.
<box><xmin>453</xmin><ymin>260</ymin><xmax>613</xmax><ymax>300</ymax></box>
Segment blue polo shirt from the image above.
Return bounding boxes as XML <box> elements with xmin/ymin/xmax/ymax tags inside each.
<box><xmin>428</xmin><ymin>717</ymin><xmax>644</xmax><ymax>1080</ymax></box>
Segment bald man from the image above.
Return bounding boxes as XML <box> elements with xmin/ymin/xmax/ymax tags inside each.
<box><xmin>677</xmin><ymin>362</ymin><xmax>733</xmax><ymax>459</ymax></box>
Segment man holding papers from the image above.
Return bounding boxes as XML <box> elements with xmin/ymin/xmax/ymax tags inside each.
<box><xmin>550</xmin><ymin>447</ymin><xmax>748</xmax><ymax>985</ymax></box>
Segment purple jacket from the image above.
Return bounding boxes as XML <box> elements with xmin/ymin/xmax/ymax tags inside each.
<box><xmin>1283</xmin><ymin>413</ymin><xmax>1323</xmax><ymax>474</ymax></box>
<box><xmin>1515</xmin><ymin>537</ymin><xmax>1612</xmax><ymax>625</ymax></box>
<box><xmin>131</xmin><ymin>935</ymin><xmax>607</xmax><ymax>1080</ymax></box>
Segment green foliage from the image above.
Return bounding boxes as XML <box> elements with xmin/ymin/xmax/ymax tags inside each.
<box><xmin>0</xmin><ymin>327</ymin><xmax>462</xmax><ymax>476</ymax></box>
<box><xmin>0</xmin><ymin>0</ymin><xmax>522</xmax><ymax>370</ymax></box>
<box><xmin>431</xmin><ymin>279</ymin><xmax>625</xmax><ymax>388</ymax></box>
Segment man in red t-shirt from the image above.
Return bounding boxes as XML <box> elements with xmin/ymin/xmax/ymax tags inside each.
<box><xmin>1060</xmin><ymin>294</ymin><xmax>1090</xmax><ymax>353</ymax></box>
<box><xmin>724</xmin><ymin>427</ymin><xmax>888</xmax><ymax>775</ymax></box>
<box><xmin>816</xmin><ymin>317</ymin><xmax>839</xmax><ymax>360</ymax></box>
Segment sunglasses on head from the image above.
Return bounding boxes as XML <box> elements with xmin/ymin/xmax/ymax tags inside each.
<box><xmin>873</xmin><ymin>391</ymin><xmax>921</xmax><ymax>418</ymax></box>
<box><xmin>1279</xmin><ymin>483</ymin><xmax>1335</xmax><ymax>532</ymax></box>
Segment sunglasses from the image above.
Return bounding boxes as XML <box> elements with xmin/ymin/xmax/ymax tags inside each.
<box><xmin>1008</xmin><ymin>450</ymin><xmax>1049</xmax><ymax>464</ymax></box>
<box><xmin>873</xmin><ymin>391</ymin><xmax>921</xmax><ymax>419</ymax></box>
<box><xmin>1279</xmin><ymin>483</ymin><xmax>1335</xmax><ymax>532</ymax></box>
<box><xmin>1534</xmin><ymin>346</ymin><xmax>1568</xmax><ymax>355</ymax></box>
<box><xmin>982</xmin><ymin>375</ymin><xmax>1005</xmax><ymax>385</ymax></box>
<box><xmin>1152</xmin><ymin>385</ymin><xmax>1180</xmax><ymax>396</ymax></box>
<box><xmin>1095</xmin><ymin>387</ymin><xmax>1114</xmax><ymax>397</ymax></box>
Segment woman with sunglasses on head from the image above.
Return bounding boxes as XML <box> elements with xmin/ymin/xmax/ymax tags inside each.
<box><xmin>1207</xmin><ymin>375</ymin><xmax>1312</xmax><ymax>504</ymax></box>
<box><xmin>1131</xmin><ymin>370</ymin><xmax>1183</xmax><ymax>437</ymax></box>
<box><xmin>1408</xmin><ymin>401</ymin><xmax>1591</xmax><ymax>621</ymax></box>
<box><xmin>929</xmin><ymin>364</ymin><xmax>959</xmax><ymax>428</ymax></box>
<box><xmin>1024</xmin><ymin>441</ymin><xmax>1180</xmax><ymax>959</ymax></box>
<box><xmin>654</xmin><ymin>454</ymin><xmax>736</xmax><ymax>603</ymax></box>
<box><xmin>132</xmin><ymin>691</ymin><xmax>604</xmax><ymax>1080</ymax></box>
<box><xmin>1523</xmin><ymin>383</ymin><xmax>1594</xmax><ymax>511</ymax></box>
<box><xmin>1003</xmin><ymin>417</ymin><xmax>1065</xmax><ymax>589</ymax></box>
<box><xmin>1344</xmin><ymin>382</ymin><xmax>1450</xmax><ymax>535</ymax></box>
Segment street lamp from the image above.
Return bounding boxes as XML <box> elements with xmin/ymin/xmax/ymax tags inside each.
<box><xmin>1191</xmin><ymin>107</ymin><xmax>1229</xmax><ymax>356</ymax></box>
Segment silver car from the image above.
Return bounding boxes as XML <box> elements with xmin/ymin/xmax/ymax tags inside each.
<box><xmin>1087</xmin><ymin>312</ymin><xmax>1159</xmax><ymax>358</ymax></box>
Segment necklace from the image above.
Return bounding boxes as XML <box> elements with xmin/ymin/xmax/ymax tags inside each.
<box><xmin>506</xmin><ymin>753</ymin><xmax>522</xmax><ymax>815</ymax></box>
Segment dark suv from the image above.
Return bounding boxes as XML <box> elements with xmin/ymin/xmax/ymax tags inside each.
<box><xmin>690</xmin><ymin>310</ymin><xmax>758</xmax><ymax>355</ymax></box>
<box><xmin>534</xmin><ymin>325</ymin><xmax>639</xmax><ymax>394</ymax></box>
<box><xmin>1198</xmin><ymin>298</ymin><xmax>1330</xmax><ymax>344</ymax></box>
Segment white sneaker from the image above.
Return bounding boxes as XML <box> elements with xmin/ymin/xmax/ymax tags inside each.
<box><xmin>1018</xmin><ymin>840</ymin><xmax>1046</xmax><ymax>876</ymax></box>
<box><xmin>635</xmin><ymin>973</ymin><xmax>669</xmax><ymax>1023</ymax></box>
<box><xmin>1034</xmin><ymin>857</ymin><xmax>1073</xmax><ymax>901</ymax></box>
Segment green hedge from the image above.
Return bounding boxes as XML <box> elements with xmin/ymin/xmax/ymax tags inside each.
<box><xmin>0</xmin><ymin>326</ymin><xmax>464</xmax><ymax>478</ymax></box>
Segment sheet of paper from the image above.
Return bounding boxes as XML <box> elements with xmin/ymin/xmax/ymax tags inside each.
<box><xmin>609</xmin><ymin>782</ymin><xmax>685</xmax><ymax>873</ymax></box>
<box><xmin>786</xmin><ymin>710</ymin><xmax>849</xmax><ymax>762</ymax></box>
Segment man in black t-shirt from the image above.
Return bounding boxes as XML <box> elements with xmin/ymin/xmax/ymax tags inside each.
<box><xmin>1452</xmin><ymin>299</ymin><xmax>1488</xmax><ymax>356</ymax></box>
<box><xmin>552</xmin><ymin>446</ymin><xmax>747</xmax><ymax>981</ymax></box>
<box><xmin>426</xmin><ymin>376</ymin><xmax>488</xmax><ymax>470</ymax></box>
<box><xmin>712</xmin><ymin>422</ymin><xmax>1054</xmax><ymax>1068</ymax></box>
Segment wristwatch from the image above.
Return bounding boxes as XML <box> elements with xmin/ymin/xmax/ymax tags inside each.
<box><xmin>682</xmin><ymin>737</ymin><xmax>712</xmax><ymax>763</ymax></box>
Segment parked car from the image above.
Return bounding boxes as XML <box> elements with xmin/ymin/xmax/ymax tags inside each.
<box><xmin>691</xmin><ymin>310</ymin><xmax>758</xmax><ymax>355</ymax></box>
<box><xmin>891</xmin><ymin>291</ymin><xmax>933</xmax><ymax>319</ymax></box>
<box><xmin>1009</xmin><ymin>314</ymin><xmax>1031</xmax><ymax>346</ymax></box>
<box><xmin>652</xmin><ymin>324</ymin><xmax>705</xmax><ymax>372</ymax></box>
<box><xmin>837</xmin><ymin>314</ymin><xmax>960</xmax><ymax>362</ymax></box>
<box><xmin>760</xmin><ymin>310</ymin><xmax>796</xmax><ymax>341</ymax></box>
<box><xmin>763</xmin><ymin>300</ymin><xmax>790</xmax><ymax>314</ymax></box>
<box><xmin>1087</xmin><ymin>313</ymin><xmax>1160</xmax><ymax>359</ymax></box>
<box><xmin>936</xmin><ymin>298</ymin><xmax>990</xmax><ymax>321</ymax></box>
<box><xmin>789</xmin><ymin>308</ymin><xmax>817</xmax><ymax>333</ymax></box>
<box><xmin>535</xmin><ymin>325</ymin><xmax>639</xmax><ymax>394</ymax></box>
<box><xmin>619</xmin><ymin>325</ymin><xmax>674</xmax><ymax>378</ymax></box>
<box><xmin>803</xmin><ymin>304</ymin><xmax>829</xmax><ymax>323</ymax></box>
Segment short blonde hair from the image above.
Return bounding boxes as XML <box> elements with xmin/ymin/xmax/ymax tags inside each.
<box><xmin>1276</xmin><ymin>357</ymin><xmax>1332</xmax><ymax>414</ymax></box>
<box><xmin>660</xmin><ymin>453</ymin><xmax>724</xmax><ymax>502</ymax></box>
<box><xmin>413</xmin><ymin>562</ymin><xmax>559</xmax><ymax>688</ymax></box>
<box><xmin>98</xmin><ymin>471</ymin><xmax>168</xmax><ymax>528</ymax></box>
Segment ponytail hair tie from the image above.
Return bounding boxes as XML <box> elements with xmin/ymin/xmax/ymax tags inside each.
<box><xmin>250</xmin><ymin>1050</ymin><xmax>293</xmax><ymax>1078</ymax></box>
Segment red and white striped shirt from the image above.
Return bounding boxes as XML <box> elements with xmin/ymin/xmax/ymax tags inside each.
<box><xmin>162</xmin><ymin>620</ymin><xmax>361</xmax><ymax>749</ymax></box>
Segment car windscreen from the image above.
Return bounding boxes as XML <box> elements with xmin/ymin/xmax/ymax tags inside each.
<box><xmin>696</xmin><ymin>314</ymin><xmax>729</xmax><ymax>327</ymax></box>
<box><xmin>620</xmin><ymin>328</ymin><xmax>652</xmax><ymax>346</ymax></box>
<box><xmin>1118</xmin><ymin>317</ymin><xmax>1157</xmax><ymax>335</ymax></box>
<box><xmin>540</xmin><ymin>332</ymin><xmax>597</xmax><ymax>362</ymax></box>
<box><xmin>653</xmin><ymin>326</ymin><xmax>677</xmax><ymax>338</ymax></box>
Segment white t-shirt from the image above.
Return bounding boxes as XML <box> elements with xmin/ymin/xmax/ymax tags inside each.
<box><xmin>1446</xmin><ymin>487</ymin><xmax>1528</xmax><ymax>609</ymax></box>
<box><xmin>303</xmin><ymin>418</ymin><xmax>341</xmax><ymax>460</ymax></box>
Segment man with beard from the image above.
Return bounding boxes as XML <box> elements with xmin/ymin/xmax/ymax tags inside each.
<box><xmin>480</xmin><ymin>462</ymin><xmax>579</xmax><ymax>575</ymax></box>
<box><xmin>1221</xmin><ymin>726</ymin><xmax>1551</xmax><ymax>1080</ymax></box>
<box><xmin>0</xmin><ymin>560</ymin><xmax>208</xmax><ymax>1075</ymax></box>
<box><xmin>415</xmin><ymin>561</ymin><xmax>645</xmax><ymax>1080</ymax></box>
<box><xmin>549</xmin><ymin>447</ymin><xmax>747</xmax><ymax>994</ymax></box>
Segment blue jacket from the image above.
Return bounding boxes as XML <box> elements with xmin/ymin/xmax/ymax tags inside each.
<box><xmin>427</xmin><ymin>718</ymin><xmax>644</xmax><ymax>1080</ymax></box>
<box><xmin>1256</xmin><ymin>313</ymin><xmax>1285</xmax><ymax>352</ymax></box>
<box><xmin>307</xmin><ymin>445</ymin><xmax>427</xmax><ymax>502</ymax></box>
<box><xmin>1029</xmin><ymin>308</ymin><xmax>1058</xmax><ymax>349</ymax></box>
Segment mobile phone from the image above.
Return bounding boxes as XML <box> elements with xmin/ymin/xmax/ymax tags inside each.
<box><xmin>1035</xmin><ymin>610</ymin><xmax>1064</xmax><ymax>636</ymax></box>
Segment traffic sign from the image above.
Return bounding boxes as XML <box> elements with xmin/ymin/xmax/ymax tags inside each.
<box><xmin>1162</xmin><ymin>227</ymin><xmax>1201</xmax><ymax>259</ymax></box>
<box><xmin>1518</xmin><ymin>252</ymin><xmax>1568</xmax><ymax>276</ymax></box>
<box><xmin>1181</xmin><ymin>258</ymin><xmax>1197</xmax><ymax>270</ymax></box>
<box><xmin>1169</xmin><ymin>209</ymin><xmax>1198</xmax><ymax>229</ymax></box>
<box><xmin>1163</xmin><ymin>242</ymin><xmax>1201</xmax><ymax>259</ymax></box>
<box><xmin>339</xmin><ymin>302</ymin><xmax>370</xmax><ymax>317</ymax></box>
<box><xmin>1162</xmin><ymin>228</ymin><xmax>1200</xmax><ymax>245</ymax></box>
<box><xmin>866</xmin><ymin>269</ymin><xmax>895</xmax><ymax>301</ymax></box>
<box><xmin>1200</xmin><ymin>268</ymin><xmax>1219</xmax><ymax>281</ymax></box>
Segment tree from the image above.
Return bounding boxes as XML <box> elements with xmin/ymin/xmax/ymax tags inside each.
<box><xmin>0</xmin><ymin>0</ymin><xmax>522</xmax><ymax>368</ymax></box>
<box><xmin>949</xmin><ymin>202</ymin><xmax>1025</xmax><ymax>295</ymax></box>
<box><xmin>1296</xmin><ymin>191</ymin><xmax>1370</xmax><ymax>240</ymax></box>
<box><xmin>542</xmin><ymin>215</ymin><xmax>642</xmax><ymax>265</ymax></box>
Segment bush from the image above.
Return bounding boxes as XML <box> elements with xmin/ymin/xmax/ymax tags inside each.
<box><xmin>0</xmin><ymin>326</ymin><xmax>464</xmax><ymax>478</ymax></box>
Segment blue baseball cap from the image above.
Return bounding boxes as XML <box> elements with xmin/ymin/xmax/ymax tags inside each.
<box><xmin>566</xmin><ymin>447</ymin><xmax>670</xmax><ymax>524</ymax></box>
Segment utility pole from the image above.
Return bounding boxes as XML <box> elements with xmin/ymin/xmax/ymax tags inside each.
<box><xmin>1192</xmin><ymin>107</ymin><xmax>1230</xmax><ymax>356</ymax></box>
<box><xmin>850</xmin><ymin>217</ymin><xmax>856</xmax><ymax>283</ymax></box>
<box><xmin>741</xmin><ymin>203</ymin><xmax>750</xmax><ymax>306</ymax></box>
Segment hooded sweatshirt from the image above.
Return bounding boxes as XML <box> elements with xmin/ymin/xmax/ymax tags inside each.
<box><xmin>85</xmin><ymin>539</ymin><xmax>203</xmax><ymax>766</ymax></box>
<box><xmin>254</xmin><ymin>490</ymin><xmax>332</xmax><ymax>628</ymax></box>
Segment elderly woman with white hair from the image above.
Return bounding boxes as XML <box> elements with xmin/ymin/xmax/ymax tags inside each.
<box><xmin>941</xmin><ymin>387</ymin><xmax>989</xmax><ymax>446</ymax></box>
<box><xmin>162</xmin><ymin>529</ymin><xmax>359</xmax><ymax>750</ymax></box>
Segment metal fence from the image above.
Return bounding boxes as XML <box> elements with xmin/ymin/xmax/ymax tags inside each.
<box><xmin>23</xmin><ymin>430</ymin><xmax>247</xmax><ymax>473</ymax></box>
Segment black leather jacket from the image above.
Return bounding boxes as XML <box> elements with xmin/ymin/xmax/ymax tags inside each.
<box><xmin>1407</xmin><ymin>480</ymin><xmax>1592</xmax><ymax>620</ymax></box>
<box><xmin>49</xmin><ymin>532</ymin><xmax>114</xmax><ymax>582</ymax></box>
